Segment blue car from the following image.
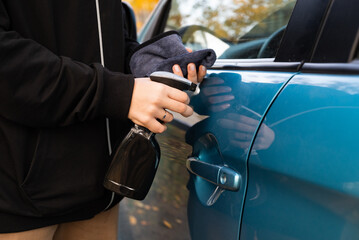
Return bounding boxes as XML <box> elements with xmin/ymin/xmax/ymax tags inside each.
<box><xmin>119</xmin><ymin>0</ymin><xmax>359</xmax><ymax>239</ymax></box>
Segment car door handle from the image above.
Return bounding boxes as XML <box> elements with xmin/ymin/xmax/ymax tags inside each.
<box><xmin>186</xmin><ymin>157</ymin><xmax>241</xmax><ymax>191</ymax></box>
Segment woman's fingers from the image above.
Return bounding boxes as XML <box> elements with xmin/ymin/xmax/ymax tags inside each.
<box><xmin>172</xmin><ymin>63</ymin><xmax>207</xmax><ymax>84</ymax></box>
<box><xmin>155</xmin><ymin>109</ymin><xmax>174</xmax><ymax>123</ymax></box>
<box><xmin>172</xmin><ymin>64</ymin><xmax>184</xmax><ymax>77</ymax></box>
<box><xmin>167</xmin><ymin>87</ymin><xmax>190</xmax><ymax>104</ymax></box>
<box><xmin>198</xmin><ymin>65</ymin><xmax>206</xmax><ymax>82</ymax></box>
<box><xmin>187</xmin><ymin>64</ymin><xmax>206</xmax><ymax>83</ymax></box>
<box><xmin>165</xmin><ymin>87</ymin><xmax>193</xmax><ymax>117</ymax></box>
<box><xmin>161</xmin><ymin>97</ymin><xmax>193</xmax><ymax>117</ymax></box>
<box><xmin>145</xmin><ymin>118</ymin><xmax>167</xmax><ymax>133</ymax></box>
<box><xmin>128</xmin><ymin>78</ymin><xmax>193</xmax><ymax>133</ymax></box>
<box><xmin>187</xmin><ymin>63</ymin><xmax>198</xmax><ymax>83</ymax></box>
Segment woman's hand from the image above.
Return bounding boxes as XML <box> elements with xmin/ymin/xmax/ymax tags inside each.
<box><xmin>128</xmin><ymin>78</ymin><xmax>194</xmax><ymax>133</ymax></box>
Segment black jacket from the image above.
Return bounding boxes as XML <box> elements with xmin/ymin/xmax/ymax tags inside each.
<box><xmin>0</xmin><ymin>0</ymin><xmax>138</xmax><ymax>232</ymax></box>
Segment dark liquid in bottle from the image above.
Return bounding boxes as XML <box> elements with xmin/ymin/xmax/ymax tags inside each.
<box><xmin>104</xmin><ymin>128</ymin><xmax>159</xmax><ymax>200</ymax></box>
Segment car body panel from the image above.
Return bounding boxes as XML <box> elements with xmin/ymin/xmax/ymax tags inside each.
<box><xmin>242</xmin><ymin>73</ymin><xmax>359</xmax><ymax>239</ymax></box>
<box><xmin>186</xmin><ymin>70</ymin><xmax>296</xmax><ymax>239</ymax></box>
<box><xmin>120</xmin><ymin>0</ymin><xmax>359</xmax><ymax>239</ymax></box>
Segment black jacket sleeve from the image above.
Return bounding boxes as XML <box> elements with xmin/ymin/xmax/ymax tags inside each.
<box><xmin>0</xmin><ymin>1</ymin><xmax>134</xmax><ymax>128</ymax></box>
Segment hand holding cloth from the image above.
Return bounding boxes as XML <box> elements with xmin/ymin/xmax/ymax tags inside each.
<box><xmin>129</xmin><ymin>31</ymin><xmax>217</xmax><ymax>78</ymax></box>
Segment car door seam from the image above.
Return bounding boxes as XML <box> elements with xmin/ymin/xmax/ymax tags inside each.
<box><xmin>237</xmin><ymin>72</ymin><xmax>301</xmax><ymax>239</ymax></box>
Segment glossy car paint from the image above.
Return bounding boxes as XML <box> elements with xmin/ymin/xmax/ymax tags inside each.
<box><xmin>186</xmin><ymin>70</ymin><xmax>296</xmax><ymax>239</ymax></box>
<box><xmin>242</xmin><ymin>73</ymin><xmax>359</xmax><ymax>239</ymax></box>
<box><xmin>124</xmin><ymin>0</ymin><xmax>359</xmax><ymax>239</ymax></box>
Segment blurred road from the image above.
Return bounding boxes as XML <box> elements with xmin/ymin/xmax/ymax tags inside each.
<box><xmin>117</xmin><ymin>123</ymin><xmax>192</xmax><ymax>240</ymax></box>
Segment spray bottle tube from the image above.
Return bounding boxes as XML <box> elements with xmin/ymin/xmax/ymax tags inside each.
<box><xmin>104</xmin><ymin>72</ymin><xmax>197</xmax><ymax>200</ymax></box>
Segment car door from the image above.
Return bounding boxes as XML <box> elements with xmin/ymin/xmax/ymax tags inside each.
<box><xmin>241</xmin><ymin>0</ymin><xmax>359</xmax><ymax>239</ymax></box>
<box><xmin>119</xmin><ymin>0</ymin><xmax>331</xmax><ymax>239</ymax></box>
<box><xmin>182</xmin><ymin>1</ymin><xmax>334</xmax><ymax>239</ymax></box>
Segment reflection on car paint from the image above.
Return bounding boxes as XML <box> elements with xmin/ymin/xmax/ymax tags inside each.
<box><xmin>242</xmin><ymin>73</ymin><xmax>359</xmax><ymax>239</ymax></box>
<box><xmin>185</xmin><ymin>70</ymin><xmax>294</xmax><ymax>240</ymax></box>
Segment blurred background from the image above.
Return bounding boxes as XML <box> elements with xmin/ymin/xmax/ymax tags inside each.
<box><xmin>124</xmin><ymin>0</ymin><xmax>159</xmax><ymax>32</ymax></box>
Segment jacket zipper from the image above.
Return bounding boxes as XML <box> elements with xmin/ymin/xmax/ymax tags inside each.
<box><xmin>95</xmin><ymin>0</ymin><xmax>116</xmax><ymax>211</ymax></box>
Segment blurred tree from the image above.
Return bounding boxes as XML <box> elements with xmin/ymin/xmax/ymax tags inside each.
<box><xmin>125</xmin><ymin>0</ymin><xmax>160</xmax><ymax>31</ymax></box>
<box><xmin>168</xmin><ymin>0</ymin><xmax>295</xmax><ymax>42</ymax></box>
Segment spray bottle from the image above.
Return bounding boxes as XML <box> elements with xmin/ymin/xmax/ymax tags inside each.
<box><xmin>104</xmin><ymin>71</ymin><xmax>197</xmax><ymax>200</ymax></box>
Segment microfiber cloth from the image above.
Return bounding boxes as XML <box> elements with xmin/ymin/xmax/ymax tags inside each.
<box><xmin>129</xmin><ymin>31</ymin><xmax>217</xmax><ymax>78</ymax></box>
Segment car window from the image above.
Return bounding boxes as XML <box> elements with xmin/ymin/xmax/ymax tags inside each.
<box><xmin>165</xmin><ymin>0</ymin><xmax>297</xmax><ymax>59</ymax></box>
<box><xmin>307</xmin><ymin>0</ymin><xmax>358</xmax><ymax>63</ymax></box>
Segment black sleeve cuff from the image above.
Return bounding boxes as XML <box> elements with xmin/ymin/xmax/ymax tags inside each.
<box><xmin>101</xmin><ymin>68</ymin><xmax>134</xmax><ymax>120</ymax></box>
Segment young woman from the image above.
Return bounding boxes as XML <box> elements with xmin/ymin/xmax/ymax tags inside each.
<box><xmin>0</xmin><ymin>0</ymin><xmax>206</xmax><ymax>239</ymax></box>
